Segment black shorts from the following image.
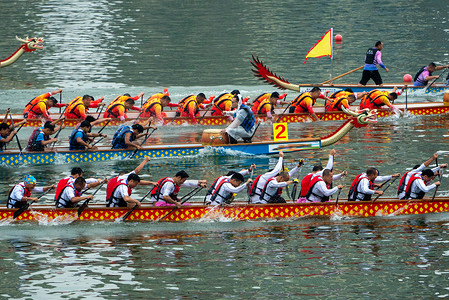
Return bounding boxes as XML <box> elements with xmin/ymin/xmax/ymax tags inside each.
<box><xmin>359</xmin><ymin>70</ymin><xmax>382</xmax><ymax>85</ymax></box>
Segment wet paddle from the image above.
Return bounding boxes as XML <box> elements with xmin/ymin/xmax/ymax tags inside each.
<box><xmin>77</xmin><ymin>181</ymin><xmax>106</xmax><ymax>216</ymax></box>
<box><xmin>158</xmin><ymin>187</ymin><xmax>203</xmax><ymax>221</ymax></box>
<box><xmin>372</xmin><ymin>177</ymin><xmax>398</xmax><ymax>202</ymax></box>
<box><xmin>431</xmin><ymin>160</ymin><xmax>443</xmax><ymax>201</ymax></box>
<box><xmin>120</xmin><ymin>188</ymin><xmax>154</xmax><ymax>221</ymax></box>
<box><xmin>89</xmin><ymin>120</ymin><xmax>110</xmax><ymax>146</ymax></box>
<box><xmin>13</xmin><ymin>187</ymin><xmax>54</xmax><ymax>219</ymax></box>
<box><xmin>335</xmin><ymin>175</ymin><xmax>345</xmax><ymax>205</ymax></box>
<box><xmin>128</xmin><ymin>127</ymin><xmax>157</xmax><ymax>159</ymax></box>
<box><xmin>50</xmin><ymin>120</ymin><xmax>65</xmax><ymax>149</ymax></box>
<box><xmin>198</xmin><ymin>103</ymin><xmax>213</xmax><ymax>124</ymax></box>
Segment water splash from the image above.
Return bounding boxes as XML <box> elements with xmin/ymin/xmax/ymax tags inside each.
<box><xmin>31</xmin><ymin>211</ymin><xmax>77</xmax><ymax>225</ymax></box>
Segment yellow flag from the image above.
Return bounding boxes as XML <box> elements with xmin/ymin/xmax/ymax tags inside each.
<box><xmin>304</xmin><ymin>28</ymin><xmax>333</xmax><ymax>63</ymax></box>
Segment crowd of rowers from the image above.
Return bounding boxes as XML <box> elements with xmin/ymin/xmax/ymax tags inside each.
<box><xmin>6</xmin><ymin>150</ymin><xmax>446</xmax><ymax>210</ymax></box>
<box><xmin>0</xmin><ymin>85</ymin><xmax>405</xmax><ymax>151</ymax></box>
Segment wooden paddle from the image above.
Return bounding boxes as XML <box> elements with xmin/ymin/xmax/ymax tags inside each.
<box><xmin>431</xmin><ymin>159</ymin><xmax>443</xmax><ymax>201</ymax></box>
<box><xmin>77</xmin><ymin>181</ymin><xmax>106</xmax><ymax>216</ymax></box>
<box><xmin>198</xmin><ymin>103</ymin><xmax>214</xmax><ymax>124</ymax></box>
<box><xmin>321</xmin><ymin>66</ymin><xmax>364</xmax><ymax>84</ymax></box>
<box><xmin>13</xmin><ymin>187</ymin><xmax>54</xmax><ymax>219</ymax></box>
<box><xmin>95</xmin><ymin>103</ymin><xmax>106</xmax><ymax>119</ymax></box>
<box><xmin>8</xmin><ymin>115</ymin><xmax>25</xmax><ymax>152</ymax></box>
<box><xmin>275</xmin><ymin>96</ymin><xmax>291</xmax><ymax>123</ymax></box>
<box><xmin>335</xmin><ymin>175</ymin><xmax>345</xmax><ymax>205</ymax></box>
<box><xmin>372</xmin><ymin>177</ymin><xmax>398</xmax><ymax>202</ymax></box>
<box><xmin>50</xmin><ymin>118</ymin><xmax>65</xmax><ymax>148</ymax></box>
<box><xmin>158</xmin><ymin>186</ymin><xmax>204</xmax><ymax>221</ymax></box>
<box><xmin>120</xmin><ymin>188</ymin><xmax>154</xmax><ymax>221</ymax></box>
<box><xmin>88</xmin><ymin>119</ymin><xmax>110</xmax><ymax>146</ymax></box>
<box><xmin>425</xmin><ymin>68</ymin><xmax>448</xmax><ymax>92</ymax></box>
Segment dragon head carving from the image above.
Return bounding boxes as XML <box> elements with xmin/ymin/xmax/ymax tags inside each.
<box><xmin>16</xmin><ymin>36</ymin><xmax>44</xmax><ymax>52</ymax></box>
<box><xmin>342</xmin><ymin>107</ymin><xmax>377</xmax><ymax>128</ymax></box>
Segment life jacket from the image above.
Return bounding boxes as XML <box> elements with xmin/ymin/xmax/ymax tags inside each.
<box><xmin>365</xmin><ymin>47</ymin><xmax>378</xmax><ymax>64</ymax></box>
<box><xmin>305</xmin><ymin>175</ymin><xmax>330</xmax><ymax>202</ymax></box>
<box><xmin>176</xmin><ymin>95</ymin><xmax>198</xmax><ymax>115</ymax></box>
<box><xmin>7</xmin><ymin>183</ymin><xmax>32</xmax><ymax>208</ymax></box>
<box><xmin>105</xmin><ymin>102</ymin><xmax>125</xmax><ymax>118</ymax></box>
<box><xmin>150</xmin><ymin>177</ymin><xmax>180</xmax><ymax>202</ymax></box>
<box><xmin>209</xmin><ymin>177</ymin><xmax>233</xmax><ymax>204</ymax></box>
<box><xmin>55</xmin><ymin>177</ymin><xmax>72</xmax><ymax>202</ymax></box>
<box><xmin>55</xmin><ymin>184</ymin><xmax>81</xmax><ymax>208</ymax></box>
<box><xmin>234</xmin><ymin>105</ymin><xmax>255</xmax><ymax>132</ymax></box>
<box><xmin>248</xmin><ymin>174</ymin><xmax>263</xmax><ymax>197</ymax></box>
<box><xmin>329</xmin><ymin>91</ymin><xmax>350</xmax><ymax>99</ymax></box>
<box><xmin>211</xmin><ymin>93</ymin><xmax>232</xmax><ymax>115</ymax></box>
<box><xmin>251</xmin><ymin>93</ymin><xmax>270</xmax><ymax>114</ymax></box>
<box><xmin>325</xmin><ymin>97</ymin><xmax>347</xmax><ymax>112</ymax></box>
<box><xmin>65</xmin><ymin>97</ymin><xmax>85</xmax><ymax>118</ymax></box>
<box><xmin>28</xmin><ymin>129</ymin><xmax>48</xmax><ymax>152</ymax></box>
<box><xmin>397</xmin><ymin>171</ymin><xmax>410</xmax><ymax>197</ymax></box>
<box><xmin>106</xmin><ymin>176</ymin><xmax>132</xmax><ymax>207</ymax></box>
<box><xmin>69</xmin><ymin>128</ymin><xmax>88</xmax><ymax>150</ymax></box>
<box><xmin>256</xmin><ymin>99</ymin><xmax>274</xmax><ymax>114</ymax></box>
<box><xmin>290</xmin><ymin>93</ymin><xmax>315</xmax><ymax>113</ymax></box>
<box><xmin>26</xmin><ymin>128</ymin><xmax>41</xmax><ymax>151</ymax></box>
<box><xmin>259</xmin><ymin>177</ymin><xmax>283</xmax><ymax>202</ymax></box>
<box><xmin>143</xmin><ymin>99</ymin><xmax>162</xmax><ymax>115</ymax></box>
<box><xmin>403</xmin><ymin>173</ymin><xmax>426</xmax><ymax>200</ymax></box>
<box><xmin>414</xmin><ymin>66</ymin><xmax>431</xmax><ymax>85</ymax></box>
<box><xmin>348</xmin><ymin>174</ymin><xmax>374</xmax><ymax>201</ymax></box>
<box><xmin>299</xmin><ymin>173</ymin><xmax>314</xmax><ymax>197</ymax></box>
<box><xmin>205</xmin><ymin>176</ymin><xmax>222</xmax><ymax>197</ymax></box>
<box><xmin>24</xmin><ymin>97</ymin><xmax>48</xmax><ymax>117</ymax></box>
<box><xmin>112</xmin><ymin>125</ymin><xmax>135</xmax><ymax>149</ymax></box>
<box><xmin>369</xmin><ymin>93</ymin><xmax>389</xmax><ymax>109</ymax></box>
<box><xmin>360</xmin><ymin>90</ymin><xmax>380</xmax><ymax>109</ymax></box>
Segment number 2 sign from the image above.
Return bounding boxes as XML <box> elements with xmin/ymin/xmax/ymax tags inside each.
<box><xmin>273</xmin><ymin>123</ymin><xmax>289</xmax><ymax>141</ymax></box>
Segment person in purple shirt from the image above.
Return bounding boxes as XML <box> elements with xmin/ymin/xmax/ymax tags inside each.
<box><xmin>413</xmin><ymin>62</ymin><xmax>449</xmax><ymax>86</ymax></box>
<box><xmin>358</xmin><ymin>41</ymin><xmax>389</xmax><ymax>86</ymax></box>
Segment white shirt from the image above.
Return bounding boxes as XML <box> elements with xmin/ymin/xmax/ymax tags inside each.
<box><xmin>209</xmin><ymin>179</ymin><xmax>248</xmax><ymax>205</ymax></box>
<box><xmin>398</xmin><ymin>165</ymin><xmax>440</xmax><ymax>199</ymax></box>
<box><xmin>259</xmin><ymin>178</ymin><xmax>288</xmax><ymax>203</ymax></box>
<box><xmin>407</xmin><ymin>174</ymin><xmax>437</xmax><ymax>199</ymax></box>
<box><xmin>112</xmin><ymin>171</ymin><xmax>135</xmax><ymax>200</ymax></box>
<box><xmin>250</xmin><ymin>157</ymin><xmax>283</xmax><ymax>203</ymax></box>
<box><xmin>66</xmin><ymin>176</ymin><xmax>99</xmax><ymax>188</ymax></box>
<box><xmin>205</xmin><ymin>169</ymin><xmax>250</xmax><ymax>203</ymax></box>
<box><xmin>353</xmin><ymin>173</ymin><xmax>392</xmax><ymax>201</ymax></box>
<box><xmin>10</xmin><ymin>182</ymin><xmax>44</xmax><ymax>200</ymax></box>
<box><xmin>150</xmin><ymin>178</ymin><xmax>199</xmax><ymax>202</ymax></box>
<box><xmin>307</xmin><ymin>179</ymin><xmax>339</xmax><ymax>202</ymax></box>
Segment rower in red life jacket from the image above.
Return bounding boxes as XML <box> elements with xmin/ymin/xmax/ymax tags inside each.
<box><xmin>305</xmin><ymin>169</ymin><xmax>344</xmax><ymax>202</ymax></box>
<box><xmin>289</xmin><ymin>87</ymin><xmax>330</xmax><ymax>121</ymax></box>
<box><xmin>397</xmin><ymin>153</ymin><xmax>440</xmax><ymax>200</ymax></box>
<box><xmin>359</xmin><ymin>87</ymin><xmax>404</xmax><ymax>113</ymax></box>
<box><xmin>348</xmin><ymin>167</ymin><xmax>400</xmax><ymax>201</ymax></box>
<box><xmin>55</xmin><ymin>177</ymin><xmax>94</xmax><ymax>208</ymax></box>
<box><xmin>206</xmin><ymin>173</ymin><xmax>253</xmax><ymax>206</ymax></box>
<box><xmin>7</xmin><ymin>175</ymin><xmax>55</xmax><ymax>208</ymax></box>
<box><xmin>106</xmin><ymin>157</ymin><xmax>156</xmax><ymax>208</ymax></box>
<box><xmin>64</xmin><ymin>95</ymin><xmax>105</xmax><ymax>120</ymax></box>
<box><xmin>251</xmin><ymin>92</ymin><xmax>288</xmax><ymax>120</ymax></box>
<box><xmin>204</xmin><ymin>164</ymin><xmax>256</xmax><ymax>204</ymax></box>
<box><xmin>23</xmin><ymin>89</ymin><xmax>66</xmax><ymax>121</ymax></box>
<box><xmin>104</xmin><ymin>92</ymin><xmax>143</xmax><ymax>121</ymax></box>
<box><xmin>55</xmin><ymin>167</ymin><xmax>106</xmax><ymax>203</ymax></box>
<box><xmin>150</xmin><ymin>170</ymin><xmax>207</xmax><ymax>208</ymax></box>
<box><xmin>256</xmin><ymin>171</ymin><xmax>295</xmax><ymax>204</ymax></box>
<box><xmin>328</xmin><ymin>88</ymin><xmax>366</xmax><ymax>101</ymax></box>
<box><xmin>325</xmin><ymin>94</ymin><xmax>357</xmax><ymax>112</ymax></box>
<box><xmin>401</xmin><ymin>168</ymin><xmax>443</xmax><ymax>200</ymax></box>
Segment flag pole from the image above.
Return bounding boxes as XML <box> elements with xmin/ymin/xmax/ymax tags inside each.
<box><xmin>330</xmin><ymin>28</ymin><xmax>334</xmax><ymax>85</ymax></box>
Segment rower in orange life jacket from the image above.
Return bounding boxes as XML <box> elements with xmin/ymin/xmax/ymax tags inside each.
<box><xmin>23</xmin><ymin>89</ymin><xmax>66</xmax><ymax>121</ymax></box>
<box><xmin>251</xmin><ymin>92</ymin><xmax>287</xmax><ymax>119</ymax></box>
<box><xmin>64</xmin><ymin>95</ymin><xmax>105</xmax><ymax>120</ymax></box>
<box><xmin>176</xmin><ymin>93</ymin><xmax>212</xmax><ymax>124</ymax></box>
<box><xmin>328</xmin><ymin>88</ymin><xmax>366</xmax><ymax>101</ymax></box>
<box><xmin>325</xmin><ymin>94</ymin><xmax>357</xmax><ymax>112</ymax></box>
<box><xmin>141</xmin><ymin>90</ymin><xmax>178</xmax><ymax>124</ymax></box>
<box><xmin>359</xmin><ymin>87</ymin><xmax>403</xmax><ymax>112</ymax></box>
<box><xmin>289</xmin><ymin>87</ymin><xmax>329</xmax><ymax>121</ymax></box>
<box><xmin>104</xmin><ymin>92</ymin><xmax>143</xmax><ymax>121</ymax></box>
<box><xmin>207</xmin><ymin>90</ymin><xmax>247</xmax><ymax>116</ymax></box>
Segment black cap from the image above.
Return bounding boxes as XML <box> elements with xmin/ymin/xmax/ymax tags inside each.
<box><xmin>48</xmin><ymin>96</ymin><xmax>58</xmax><ymax>104</ymax></box>
<box><xmin>197</xmin><ymin>93</ymin><xmax>206</xmax><ymax>99</ymax></box>
<box><xmin>271</xmin><ymin>92</ymin><xmax>280</xmax><ymax>99</ymax></box>
<box><xmin>231</xmin><ymin>90</ymin><xmax>240</xmax><ymax>95</ymax></box>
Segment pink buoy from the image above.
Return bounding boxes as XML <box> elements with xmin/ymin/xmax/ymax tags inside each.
<box><xmin>335</xmin><ymin>34</ymin><xmax>343</xmax><ymax>44</ymax></box>
<box><xmin>403</xmin><ymin>74</ymin><xmax>413</xmax><ymax>83</ymax></box>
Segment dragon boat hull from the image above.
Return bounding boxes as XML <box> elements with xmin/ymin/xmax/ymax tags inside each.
<box><xmin>3</xmin><ymin>198</ymin><xmax>449</xmax><ymax>222</ymax></box>
<box><xmin>6</xmin><ymin>101</ymin><xmax>448</xmax><ymax>127</ymax></box>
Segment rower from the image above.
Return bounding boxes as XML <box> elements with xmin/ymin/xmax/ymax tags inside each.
<box><xmin>106</xmin><ymin>156</ymin><xmax>156</xmax><ymax>208</ymax></box>
<box><xmin>150</xmin><ymin>170</ymin><xmax>207</xmax><ymax>208</ymax></box>
<box><xmin>413</xmin><ymin>62</ymin><xmax>449</xmax><ymax>86</ymax></box>
<box><xmin>397</xmin><ymin>153</ymin><xmax>442</xmax><ymax>200</ymax></box>
<box><xmin>289</xmin><ymin>87</ymin><xmax>330</xmax><ymax>121</ymax></box>
<box><xmin>26</xmin><ymin>118</ymin><xmax>64</xmax><ymax>151</ymax></box>
<box><xmin>0</xmin><ymin>121</ymin><xmax>26</xmax><ymax>151</ymax></box>
<box><xmin>55</xmin><ymin>167</ymin><xmax>106</xmax><ymax>203</ymax></box>
<box><xmin>64</xmin><ymin>95</ymin><xmax>105</xmax><ymax>120</ymax></box>
<box><xmin>305</xmin><ymin>169</ymin><xmax>343</xmax><ymax>202</ymax></box>
<box><xmin>325</xmin><ymin>94</ymin><xmax>357</xmax><ymax>112</ymax></box>
<box><xmin>7</xmin><ymin>175</ymin><xmax>55</xmax><ymax>208</ymax></box>
<box><xmin>251</xmin><ymin>92</ymin><xmax>288</xmax><ymax>120</ymax></box>
<box><xmin>401</xmin><ymin>169</ymin><xmax>442</xmax><ymax>200</ymax></box>
<box><xmin>23</xmin><ymin>89</ymin><xmax>66</xmax><ymax>121</ymax></box>
<box><xmin>328</xmin><ymin>88</ymin><xmax>366</xmax><ymax>100</ymax></box>
<box><xmin>69</xmin><ymin>120</ymin><xmax>107</xmax><ymax>151</ymax></box>
<box><xmin>55</xmin><ymin>177</ymin><xmax>94</xmax><ymax>208</ymax></box>
<box><xmin>359</xmin><ymin>88</ymin><xmax>403</xmax><ymax>113</ymax></box>
<box><xmin>205</xmin><ymin>164</ymin><xmax>256</xmax><ymax>204</ymax></box>
<box><xmin>141</xmin><ymin>91</ymin><xmax>178</xmax><ymax>124</ymax></box>
<box><xmin>209</xmin><ymin>90</ymin><xmax>246</xmax><ymax>116</ymax></box>
<box><xmin>206</xmin><ymin>173</ymin><xmax>252</xmax><ymax>206</ymax></box>
<box><xmin>175</xmin><ymin>93</ymin><xmax>210</xmax><ymax>124</ymax></box>
<box><xmin>255</xmin><ymin>171</ymin><xmax>294</xmax><ymax>204</ymax></box>
<box><xmin>27</xmin><ymin>121</ymin><xmax>59</xmax><ymax>152</ymax></box>
<box><xmin>111</xmin><ymin>121</ymin><xmax>155</xmax><ymax>150</ymax></box>
<box><xmin>348</xmin><ymin>167</ymin><xmax>400</xmax><ymax>201</ymax></box>
<box><xmin>103</xmin><ymin>92</ymin><xmax>143</xmax><ymax>121</ymax></box>
<box><xmin>221</xmin><ymin>94</ymin><xmax>256</xmax><ymax>144</ymax></box>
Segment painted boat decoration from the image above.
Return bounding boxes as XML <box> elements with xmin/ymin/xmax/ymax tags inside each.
<box><xmin>5</xmin><ymin>101</ymin><xmax>448</xmax><ymax>127</ymax></box>
<box><xmin>0</xmin><ymin>109</ymin><xmax>376</xmax><ymax>166</ymax></box>
<box><xmin>2</xmin><ymin>198</ymin><xmax>449</xmax><ymax>222</ymax></box>
<box><xmin>251</xmin><ymin>55</ymin><xmax>449</xmax><ymax>95</ymax></box>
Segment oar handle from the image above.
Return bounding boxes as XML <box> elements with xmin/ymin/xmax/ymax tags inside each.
<box><xmin>276</xmin><ymin>98</ymin><xmax>291</xmax><ymax>123</ymax></box>
<box><xmin>372</xmin><ymin>177</ymin><xmax>398</xmax><ymax>202</ymax></box>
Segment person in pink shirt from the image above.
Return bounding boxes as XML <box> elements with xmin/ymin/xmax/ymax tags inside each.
<box><xmin>413</xmin><ymin>62</ymin><xmax>449</xmax><ymax>86</ymax></box>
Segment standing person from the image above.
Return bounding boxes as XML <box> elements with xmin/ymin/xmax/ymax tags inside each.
<box><xmin>106</xmin><ymin>157</ymin><xmax>156</xmax><ymax>208</ymax></box>
<box><xmin>7</xmin><ymin>175</ymin><xmax>55</xmax><ymax>208</ymax></box>
<box><xmin>206</xmin><ymin>173</ymin><xmax>253</xmax><ymax>205</ymax></box>
<box><xmin>23</xmin><ymin>89</ymin><xmax>66</xmax><ymax>121</ymax></box>
<box><xmin>221</xmin><ymin>94</ymin><xmax>256</xmax><ymax>144</ymax></box>
<box><xmin>150</xmin><ymin>170</ymin><xmax>207</xmax><ymax>207</ymax></box>
<box><xmin>103</xmin><ymin>93</ymin><xmax>143</xmax><ymax>121</ymax></box>
<box><xmin>358</xmin><ymin>41</ymin><xmax>389</xmax><ymax>86</ymax></box>
<box><xmin>64</xmin><ymin>95</ymin><xmax>105</xmax><ymax>120</ymax></box>
<box><xmin>305</xmin><ymin>169</ymin><xmax>343</xmax><ymax>202</ymax></box>
<box><xmin>69</xmin><ymin>120</ymin><xmax>107</xmax><ymax>150</ymax></box>
<box><xmin>55</xmin><ymin>177</ymin><xmax>94</xmax><ymax>208</ymax></box>
<box><xmin>413</xmin><ymin>62</ymin><xmax>449</xmax><ymax>86</ymax></box>
<box><xmin>348</xmin><ymin>167</ymin><xmax>400</xmax><ymax>201</ymax></box>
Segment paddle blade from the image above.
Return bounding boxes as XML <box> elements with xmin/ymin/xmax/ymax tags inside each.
<box><xmin>122</xmin><ymin>204</ymin><xmax>138</xmax><ymax>221</ymax></box>
<box><xmin>77</xmin><ymin>200</ymin><xmax>89</xmax><ymax>217</ymax></box>
<box><xmin>13</xmin><ymin>203</ymin><xmax>31</xmax><ymax>219</ymax></box>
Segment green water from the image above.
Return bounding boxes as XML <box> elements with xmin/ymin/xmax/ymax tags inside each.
<box><xmin>1</xmin><ymin>0</ymin><xmax>449</xmax><ymax>298</ymax></box>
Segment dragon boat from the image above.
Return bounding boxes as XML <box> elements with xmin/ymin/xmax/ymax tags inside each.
<box><xmin>6</xmin><ymin>100</ymin><xmax>449</xmax><ymax>127</ymax></box>
<box><xmin>2</xmin><ymin>197</ymin><xmax>449</xmax><ymax>222</ymax></box>
<box><xmin>0</xmin><ymin>109</ymin><xmax>376</xmax><ymax>166</ymax></box>
<box><xmin>0</xmin><ymin>36</ymin><xmax>44</xmax><ymax>69</ymax></box>
<box><xmin>251</xmin><ymin>55</ymin><xmax>449</xmax><ymax>95</ymax></box>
